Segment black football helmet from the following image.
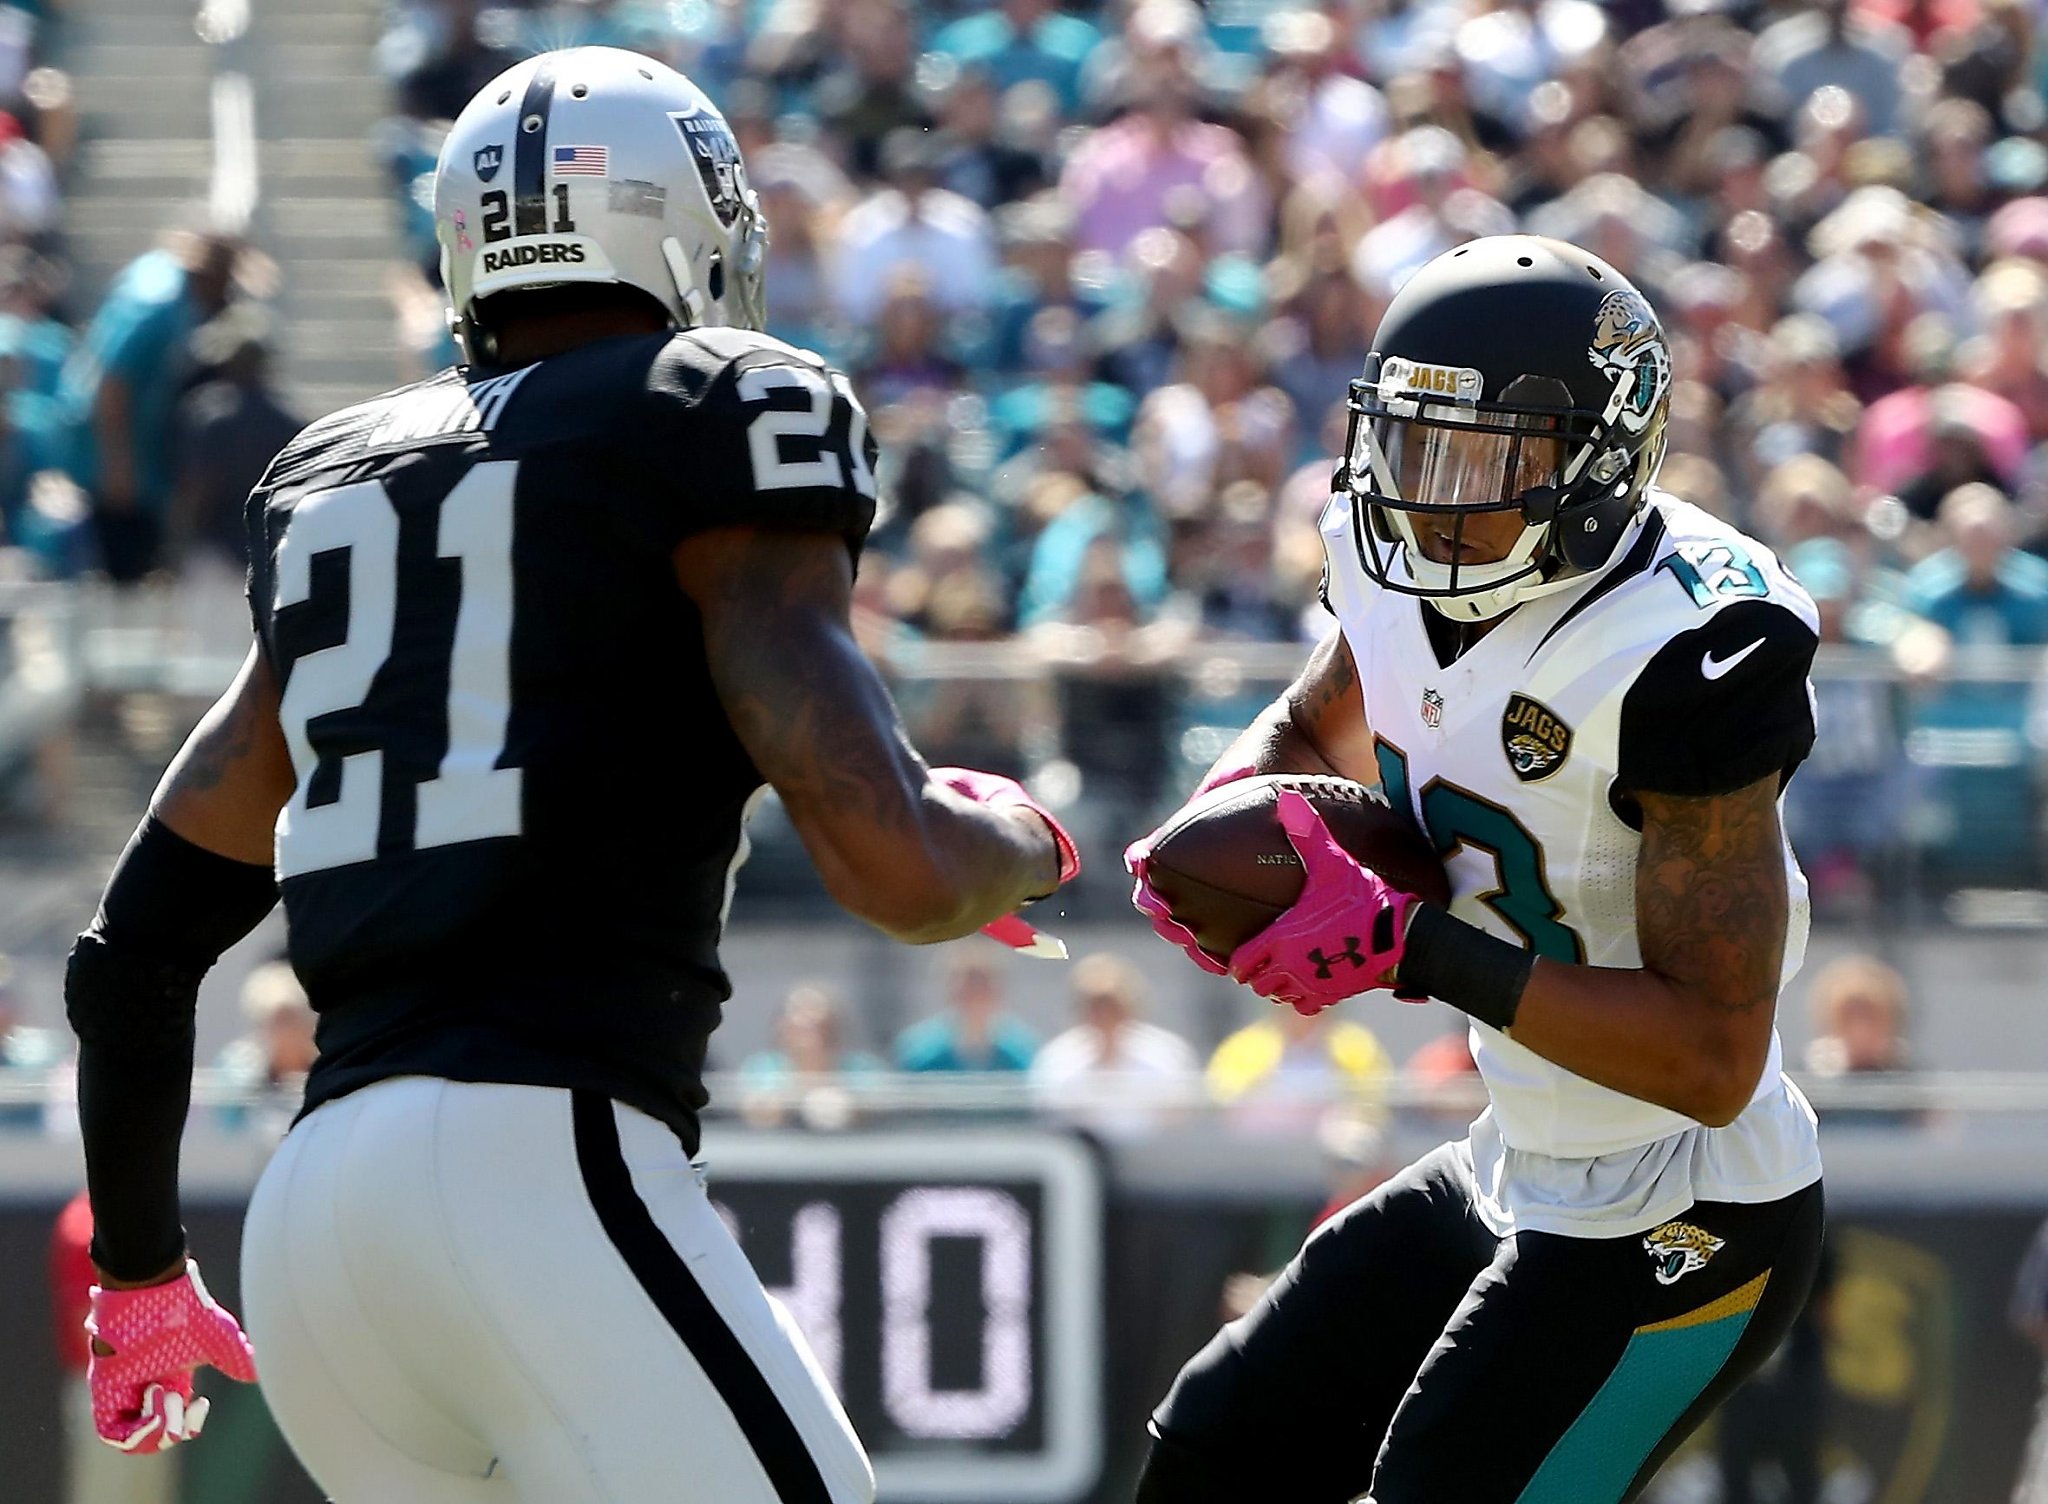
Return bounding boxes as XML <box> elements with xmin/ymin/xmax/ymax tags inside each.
<box><xmin>1338</xmin><ymin>235</ymin><xmax>1673</xmax><ymax>621</ymax></box>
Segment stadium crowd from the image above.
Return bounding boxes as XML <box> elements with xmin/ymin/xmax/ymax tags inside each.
<box><xmin>12</xmin><ymin>0</ymin><xmax>2048</xmax><ymax>897</ymax></box>
<box><xmin>362</xmin><ymin>0</ymin><xmax>2048</xmax><ymax>904</ymax></box>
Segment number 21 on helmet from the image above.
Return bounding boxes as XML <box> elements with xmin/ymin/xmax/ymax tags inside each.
<box><xmin>433</xmin><ymin>46</ymin><xmax>769</xmax><ymax>364</ymax></box>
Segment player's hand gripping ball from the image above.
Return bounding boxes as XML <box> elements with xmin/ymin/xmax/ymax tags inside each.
<box><xmin>1229</xmin><ymin>791</ymin><xmax>1426</xmax><ymax>1014</ymax></box>
<box><xmin>86</xmin><ymin>1260</ymin><xmax>259</xmax><ymax>1453</ymax></box>
<box><xmin>1128</xmin><ymin>776</ymin><xmax>1449</xmax><ymax>1009</ymax></box>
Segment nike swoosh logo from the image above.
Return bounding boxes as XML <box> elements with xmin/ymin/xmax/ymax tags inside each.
<box><xmin>1701</xmin><ymin>638</ymin><xmax>1766</xmax><ymax>680</ymax></box>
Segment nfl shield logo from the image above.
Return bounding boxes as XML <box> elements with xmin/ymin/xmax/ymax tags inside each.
<box><xmin>473</xmin><ymin>145</ymin><xmax>503</xmax><ymax>183</ymax></box>
<box><xmin>1420</xmin><ymin>688</ymin><xmax>1445</xmax><ymax>728</ymax></box>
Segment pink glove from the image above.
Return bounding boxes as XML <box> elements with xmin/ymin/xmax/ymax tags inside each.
<box><xmin>86</xmin><ymin>1260</ymin><xmax>258</xmax><ymax>1453</ymax></box>
<box><xmin>1124</xmin><ymin>761</ymin><xmax>1259</xmax><ymax>976</ymax></box>
<box><xmin>933</xmin><ymin>766</ymin><xmax>1080</xmax><ymax>886</ymax></box>
<box><xmin>1227</xmin><ymin>790</ymin><xmax>1420</xmax><ymax>1015</ymax></box>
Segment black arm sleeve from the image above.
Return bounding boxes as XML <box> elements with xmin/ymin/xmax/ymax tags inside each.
<box><xmin>66</xmin><ymin>818</ymin><xmax>278</xmax><ymax>1280</ymax></box>
<box><xmin>1616</xmin><ymin>599</ymin><xmax>1819</xmax><ymax>798</ymax></box>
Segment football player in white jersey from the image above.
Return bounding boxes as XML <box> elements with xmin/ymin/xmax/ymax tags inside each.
<box><xmin>1127</xmin><ymin>236</ymin><xmax>1825</xmax><ymax>1503</ymax></box>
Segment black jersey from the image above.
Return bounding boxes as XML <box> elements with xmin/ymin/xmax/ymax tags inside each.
<box><xmin>245</xmin><ymin>327</ymin><xmax>877</xmax><ymax>1149</ymax></box>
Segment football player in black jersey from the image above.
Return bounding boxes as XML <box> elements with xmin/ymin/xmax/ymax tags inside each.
<box><xmin>63</xmin><ymin>47</ymin><xmax>1073</xmax><ymax>1503</ymax></box>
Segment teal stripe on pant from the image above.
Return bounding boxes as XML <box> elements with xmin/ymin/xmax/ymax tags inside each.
<box><xmin>1513</xmin><ymin>1299</ymin><xmax>1759</xmax><ymax>1502</ymax></box>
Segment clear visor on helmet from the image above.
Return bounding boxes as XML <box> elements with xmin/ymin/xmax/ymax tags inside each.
<box><xmin>1341</xmin><ymin>372</ymin><xmax>1601</xmax><ymax>612</ymax></box>
<box><xmin>1359</xmin><ymin>409</ymin><xmax>1568</xmax><ymax>520</ymax></box>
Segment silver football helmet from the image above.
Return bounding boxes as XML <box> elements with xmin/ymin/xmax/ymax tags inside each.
<box><xmin>434</xmin><ymin>46</ymin><xmax>767</xmax><ymax>362</ymax></box>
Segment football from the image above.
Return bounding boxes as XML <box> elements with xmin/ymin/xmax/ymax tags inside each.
<box><xmin>1143</xmin><ymin>774</ymin><xmax>1452</xmax><ymax>958</ymax></box>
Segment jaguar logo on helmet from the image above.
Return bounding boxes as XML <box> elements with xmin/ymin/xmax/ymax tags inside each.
<box><xmin>1587</xmin><ymin>288</ymin><xmax>1671</xmax><ymax>436</ymax></box>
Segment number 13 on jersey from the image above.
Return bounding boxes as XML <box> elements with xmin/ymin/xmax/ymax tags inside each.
<box><xmin>273</xmin><ymin>460</ymin><xmax>522</xmax><ymax>878</ymax></box>
<box><xmin>1375</xmin><ymin>738</ymin><xmax>1584</xmax><ymax>964</ymax></box>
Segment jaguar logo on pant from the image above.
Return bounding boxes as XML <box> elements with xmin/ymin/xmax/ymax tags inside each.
<box><xmin>1644</xmin><ymin>1220</ymin><xmax>1725</xmax><ymax>1285</ymax></box>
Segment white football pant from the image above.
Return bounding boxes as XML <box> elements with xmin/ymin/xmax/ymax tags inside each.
<box><xmin>240</xmin><ymin>1077</ymin><xmax>874</xmax><ymax>1503</ymax></box>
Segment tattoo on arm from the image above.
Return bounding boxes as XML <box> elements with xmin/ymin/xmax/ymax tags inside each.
<box><xmin>152</xmin><ymin>646</ymin><xmax>295</xmax><ymax>865</ymax></box>
<box><xmin>1633</xmin><ymin>776</ymin><xmax>1788</xmax><ymax>1015</ymax></box>
<box><xmin>164</xmin><ymin>687</ymin><xmax>262</xmax><ymax>798</ymax></box>
<box><xmin>691</xmin><ymin>530</ymin><xmax>923</xmax><ymax>838</ymax></box>
<box><xmin>1292</xmin><ymin>630</ymin><xmax>1358</xmax><ymax>725</ymax></box>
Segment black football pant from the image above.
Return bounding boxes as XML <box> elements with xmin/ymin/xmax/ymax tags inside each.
<box><xmin>1138</xmin><ymin>1140</ymin><xmax>1823</xmax><ymax>1504</ymax></box>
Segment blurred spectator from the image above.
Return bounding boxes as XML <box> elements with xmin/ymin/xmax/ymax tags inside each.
<box><xmin>213</xmin><ymin>960</ymin><xmax>316</xmax><ymax>1136</ymax></box>
<box><xmin>1057</xmin><ymin>2</ymin><xmax>1268</xmax><ymax>259</ymax></box>
<box><xmin>831</xmin><ymin>127</ymin><xmax>996</xmax><ymax>325</ymax></box>
<box><xmin>814</xmin><ymin>0</ymin><xmax>927</xmax><ymax>179</ymax></box>
<box><xmin>854</xmin><ymin>267</ymin><xmax>966</xmax><ymax>409</ymax></box>
<box><xmin>1029</xmin><ymin>951</ymin><xmax>1198</xmax><ymax>1139</ymax></box>
<box><xmin>58</xmin><ymin>229</ymin><xmax>248</xmax><ymax>584</ymax></box>
<box><xmin>1263</xmin><ymin>9</ymin><xmax>1390</xmax><ymax>189</ymax></box>
<box><xmin>930</xmin><ymin>0</ymin><xmax>1100</xmax><ymax>118</ymax></box>
<box><xmin>1207</xmin><ymin>1006</ymin><xmax>1392</xmax><ymax>1136</ymax></box>
<box><xmin>1802</xmin><ymin>954</ymin><xmax>1923</xmax><ymax>1129</ymax></box>
<box><xmin>927</xmin><ymin>59</ymin><xmax>1049</xmax><ymax>212</ymax></box>
<box><xmin>2015</xmin><ymin>1215</ymin><xmax>2048</xmax><ymax>1504</ymax></box>
<box><xmin>1028</xmin><ymin>536</ymin><xmax>1188</xmax><ymax>847</ymax></box>
<box><xmin>738</xmin><ymin>983</ymin><xmax>885</xmax><ymax>1130</ymax></box>
<box><xmin>1753</xmin><ymin>0</ymin><xmax>1914</xmax><ymax>140</ymax></box>
<box><xmin>0</xmin><ymin>950</ymin><xmax>61</xmax><ymax>1128</ymax></box>
<box><xmin>0</xmin><ymin>109</ymin><xmax>55</xmax><ymax>240</ymax></box>
<box><xmin>1451</xmin><ymin>0</ymin><xmax>1608</xmax><ymax>137</ymax></box>
<box><xmin>1957</xmin><ymin>260</ymin><xmax>2048</xmax><ymax>442</ymax></box>
<box><xmin>381</xmin><ymin>0</ymin><xmax>520</xmax><ymax>122</ymax></box>
<box><xmin>1921</xmin><ymin>97</ymin><xmax>1999</xmax><ymax>257</ymax></box>
<box><xmin>1133</xmin><ymin>306</ymin><xmax>1295</xmax><ymax>519</ymax></box>
<box><xmin>1904</xmin><ymin>484</ymin><xmax>2048</xmax><ymax>645</ymax></box>
<box><xmin>1355</xmin><ymin>129</ymin><xmax>1513</xmax><ymax>298</ymax></box>
<box><xmin>1865</xmin><ymin>383</ymin><xmax>2029</xmax><ymax>520</ymax></box>
<box><xmin>1782</xmin><ymin>539</ymin><xmax>1909</xmax><ymax>916</ymax></box>
<box><xmin>895</xmin><ymin>950</ymin><xmax>1038</xmax><ymax>1072</ymax></box>
<box><xmin>50</xmin><ymin>1191</ymin><xmax>174</xmax><ymax>1504</ymax></box>
<box><xmin>751</xmin><ymin>143</ymin><xmax>851</xmax><ymax>356</ymax></box>
<box><xmin>0</xmin><ymin>248</ymin><xmax>74</xmax><ymax>400</ymax></box>
<box><xmin>1727</xmin><ymin>319</ymin><xmax>1863</xmax><ymax>490</ymax></box>
<box><xmin>983</xmin><ymin>196</ymin><xmax>1104</xmax><ymax>377</ymax></box>
<box><xmin>167</xmin><ymin>307</ymin><xmax>302</xmax><ymax>569</ymax></box>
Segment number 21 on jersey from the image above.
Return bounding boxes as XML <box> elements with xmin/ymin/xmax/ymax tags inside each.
<box><xmin>273</xmin><ymin>460</ymin><xmax>521</xmax><ymax>878</ymax></box>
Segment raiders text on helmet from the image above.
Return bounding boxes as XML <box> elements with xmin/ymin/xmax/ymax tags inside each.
<box><xmin>1339</xmin><ymin>235</ymin><xmax>1673</xmax><ymax>622</ymax></box>
<box><xmin>434</xmin><ymin>47</ymin><xmax>768</xmax><ymax>363</ymax></box>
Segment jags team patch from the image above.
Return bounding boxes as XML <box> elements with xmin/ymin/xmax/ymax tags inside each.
<box><xmin>1644</xmin><ymin>1220</ymin><xmax>1724</xmax><ymax>1285</ymax></box>
<box><xmin>1501</xmin><ymin>693</ymin><xmax>1571</xmax><ymax>782</ymax></box>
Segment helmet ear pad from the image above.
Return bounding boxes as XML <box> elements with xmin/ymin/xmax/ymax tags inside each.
<box><xmin>1555</xmin><ymin>487</ymin><xmax>1631</xmax><ymax>570</ymax></box>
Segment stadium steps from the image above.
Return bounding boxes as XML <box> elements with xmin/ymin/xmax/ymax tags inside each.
<box><xmin>247</xmin><ymin>0</ymin><xmax>408</xmax><ymax>417</ymax></box>
<box><xmin>60</xmin><ymin>0</ymin><xmax>215</xmax><ymax>307</ymax></box>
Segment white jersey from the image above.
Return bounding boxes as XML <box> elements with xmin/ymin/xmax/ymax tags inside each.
<box><xmin>1319</xmin><ymin>490</ymin><xmax>1824</xmax><ymax>1236</ymax></box>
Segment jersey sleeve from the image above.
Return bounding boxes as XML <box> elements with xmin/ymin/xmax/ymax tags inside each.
<box><xmin>628</xmin><ymin>330</ymin><xmax>880</xmax><ymax>553</ymax></box>
<box><xmin>1616</xmin><ymin>598</ymin><xmax>1819</xmax><ymax>798</ymax></box>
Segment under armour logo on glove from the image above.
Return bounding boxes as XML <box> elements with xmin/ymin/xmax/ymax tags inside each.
<box><xmin>1228</xmin><ymin>791</ymin><xmax>1423</xmax><ymax>1016</ymax></box>
<box><xmin>1306</xmin><ymin>939</ymin><xmax>1370</xmax><ymax>979</ymax></box>
<box><xmin>87</xmin><ymin>1260</ymin><xmax>258</xmax><ymax>1454</ymax></box>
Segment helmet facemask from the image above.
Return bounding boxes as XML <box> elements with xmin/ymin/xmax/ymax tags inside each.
<box><xmin>1342</xmin><ymin>362</ymin><xmax>1630</xmax><ymax>622</ymax></box>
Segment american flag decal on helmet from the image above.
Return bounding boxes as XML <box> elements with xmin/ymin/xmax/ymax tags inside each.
<box><xmin>552</xmin><ymin>145</ymin><xmax>609</xmax><ymax>176</ymax></box>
